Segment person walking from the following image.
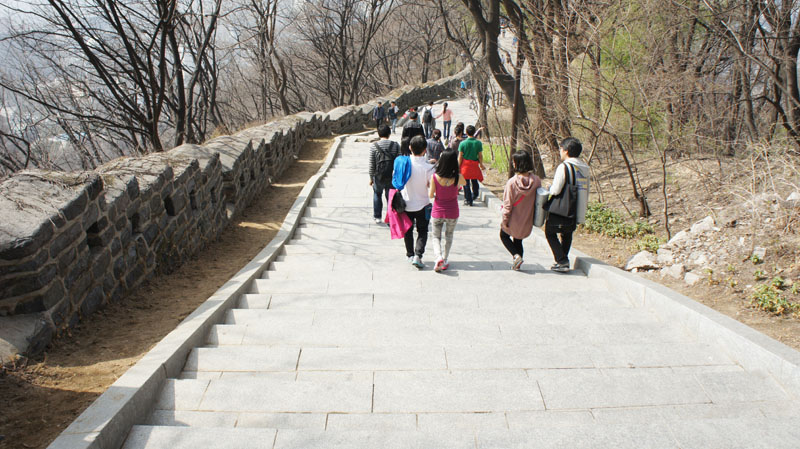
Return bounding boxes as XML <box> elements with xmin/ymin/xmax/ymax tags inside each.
<box><xmin>368</xmin><ymin>124</ymin><xmax>400</xmax><ymax>224</ymax></box>
<box><xmin>402</xmin><ymin>135</ymin><xmax>435</xmax><ymax>269</ymax></box>
<box><xmin>545</xmin><ymin>137</ymin><xmax>590</xmax><ymax>273</ymax></box>
<box><xmin>387</xmin><ymin>101</ymin><xmax>400</xmax><ymax>134</ymax></box>
<box><xmin>435</xmin><ymin>102</ymin><xmax>453</xmax><ymax>140</ymax></box>
<box><xmin>372</xmin><ymin>102</ymin><xmax>386</xmax><ymax>130</ymax></box>
<box><xmin>428</xmin><ymin>149</ymin><xmax>465</xmax><ymax>272</ymax></box>
<box><xmin>500</xmin><ymin>151</ymin><xmax>541</xmax><ymax>271</ymax></box>
<box><xmin>448</xmin><ymin>122</ymin><xmax>465</xmax><ymax>150</ymax></box>
<box><xmin>422</xmin><ymin>102</ymin><xmax>435</xmax><ymax>138</ymax></box>
<box><xmin>426</xmin><ymin>129</ymin><xmax>445</xmax><ymax>164</ymax></box>
<box><xmin>457</xmin><ymin>125</ymin><xmax>485</xmax><ymax>206</ymax></box>
<box><xmin>401</xmin><ymin>111</ymin><xmax>425</xmax><ymax>156</ymax></box>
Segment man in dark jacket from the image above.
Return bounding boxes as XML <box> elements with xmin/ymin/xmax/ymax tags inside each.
<box><xmin>401</xmin><ymin>111</ymin><xmax>425</xmax><ymax>156</ymax></box>
<box><xmin>372</xmin><ymin>102</ymin><xmax>386</xmax><ymax>129</ymax></box>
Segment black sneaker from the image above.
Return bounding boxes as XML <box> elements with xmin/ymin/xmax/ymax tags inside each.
<box><xmin>552</xmin><ymin>263</ymin><xmax>570</xmax><ymax>273</ymax></box>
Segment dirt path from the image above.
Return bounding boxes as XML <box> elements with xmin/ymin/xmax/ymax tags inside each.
<box><xmin>0</xmin><ymin>136</ymin><xmax>335</xmax><ymax>449</ymax></box>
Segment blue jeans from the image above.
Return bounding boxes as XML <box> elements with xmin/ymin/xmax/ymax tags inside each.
<box><xmin>390</xmin><ymin>118</ymin><xmax>398</xmax><ymax>133</ymax></box>
<box><xmin>372</xmin><ymin>178</ymin><xmax>389</xmax><ymax>219</ymax></box>
<box><xmin>442</xmin><ymin>121</ymin><xmax>452</xmax><ymax>140</ymax></box>
<box><xmin>463</xmin><ymin>179</ymin><xmax>480</xmax><ymax>205</ymax></box>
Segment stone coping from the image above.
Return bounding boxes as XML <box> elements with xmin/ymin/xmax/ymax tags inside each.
<box><xmin>45</xmin><ymin>134</ymin><xmax>353</xmax><ymax>449</ymax></box>
<box><xmin>480</xmin><ymin>187</ymin><xmax>800</xmax><ymax>394</ymax></box>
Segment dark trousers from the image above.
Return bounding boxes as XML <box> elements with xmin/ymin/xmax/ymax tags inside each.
<box><xmin>500</xmin><ymin>230</ymin><xmax>524</xmax><ymax>258</ymax></box>
<box><xmin>375</xmin><ymin>119</ymin><xmax>383</xmax><ymax>130</ymax></box>
<box><xmin>545</xmin><ymin>214</ymin><xmax>576</xmax><ymax>264</ymax></box>
<box><xmin>372</xmin><ymin>178</ymin><xmax>389</xmax><ymax>219</ymax></box>
<box><xmin>423</xmin><ymin>122</ymin><xmax>433</xmax><ymax>138</ymax></box>
<box><xmin>404</xmin><ymin>206</ymin><xmax>431</xmax><ymax>258</ymax></box>
<box><xmin>442</xmin><ymin>121</ymin><xmax>452</xmax><ymax>140</ymax></box>
<box><xmin>463</xmin><ymin>179</ymin><xmax>480</xmax><ymax>204</ymax></box>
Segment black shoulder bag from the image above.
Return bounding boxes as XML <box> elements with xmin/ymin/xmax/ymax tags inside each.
<box><xmin>544</xmin><ymin>163</ymin><xmax>577</xmax><ymax>218</ymax></box>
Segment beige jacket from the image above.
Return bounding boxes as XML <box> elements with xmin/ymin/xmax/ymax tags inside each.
<box><xmin>501</xmin><ymin>173</ymin><xmax>541</xmax><ymax>239</ymax></box>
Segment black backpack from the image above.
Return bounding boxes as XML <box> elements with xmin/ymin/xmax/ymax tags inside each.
<box><xmin>422</xmin><ymin>108</ymin><xmax>433</xmax><ymax>124</ymax></box>
<box><xmin>374</xmin><ymin>143</ymin><xmax>396</xmax><ymax>184</ymax></box>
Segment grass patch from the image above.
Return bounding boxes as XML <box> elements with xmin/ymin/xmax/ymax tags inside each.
<box><xmin>582</xmin><ymin>201</ymin><xmax>654</xmax><ymax>239</ymax></box>
<box><xmin>750</xmin><ymin>277</ymin><xmax>800</xmax><ymax>315</ymax></box>
<box><xmin>633</xmin><ymin>234</ymin><xmax>664</xmax><ymax>253</ymax></box>
<box><xmin>487</xmin><ymin>143</ymin><xmax>511</xmax><ymax>173</ymax></box>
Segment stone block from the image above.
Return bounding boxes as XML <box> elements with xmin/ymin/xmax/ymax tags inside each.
<box><xmin>373</xmin><ymin>370</ymin><xmax>543</xmax><ymax>413</ymax></box>
<box><xmin>0</xmin><ymin>263</ymin><xmax>58</xmax><ymax>299</ymax></box>
<box><xmin>183</xmin><ymin>346</ymin><xmax>299</xmax><ymax>372</ymax></box>
<box><xmin>79</xmin><ymin>286</ymin><xmax>105</xmax><ymax>317</ymax></box>
<box><xmin>0</xmin><ymin>220</ymin><xmax>54</xmax><ymax>261</ymax></box>
<box><xmin>198</xmin><ymin>377</ymin><xmax>372</xmax><ymax>413</ymax></box>
<box><xmin>236</xmin><ymin>412</ymin><xmax>327</xmax><ymax>429</ymax></box>
<box><xmin>122</xmin><ymin>426</ymin><xmax>277</xmax><ymax>449</ymax></box>
<box><xmin>299</xmin><ymin>346</ymin><xmax>447</xmax><ymax>371</ymax></box>
<box><xmin>534</xmin><ymin>369</ymin><xmax>709</xmax><ymax>410</ymax></box>
<box><xmin>0</xmin><ymin>249</ymin><xmax>48</xmax><ymax>277</ymax></box>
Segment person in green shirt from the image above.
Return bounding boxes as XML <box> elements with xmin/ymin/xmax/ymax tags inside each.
<box><xmin>457</xmin><ymin>125</ymin><xmax>486</xmax><ymax>206</ymax></box>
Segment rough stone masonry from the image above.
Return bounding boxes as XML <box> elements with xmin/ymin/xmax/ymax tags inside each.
<box><xmin>0</xmin><ymin>69</ymin><xmax>467</xmax><ymax>360</ymax></box>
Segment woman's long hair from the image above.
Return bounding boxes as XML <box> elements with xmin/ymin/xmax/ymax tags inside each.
<box><xmin>453</xmin><ymin>122</ymin><xmax>464</xmax><ymax>137</ymax></box>
<box><xmin>435</xmin><ymin>149</ymin><xmax>460</xmax><ymax>180</ymax></box>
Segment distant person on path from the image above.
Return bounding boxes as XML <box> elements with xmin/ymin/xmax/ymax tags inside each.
<box><xmin>368</xmin><ymin>124</ymin><xmax>400</xmax><ymax>224</ymax></box>
<box><xmin>401</xmin><ymin>111</ymin><xmax>425</xmax><ymax>156</ymax></box>
<box><xmin>422</xmin><ymin>102</ymin><xmax>436</xmax><ymax>138</ymax></box>
<box><xmin>372</xmin><ymin>102</ymin><xmax>386</xmax><ymax>130</ymax></box>
<box><xmin>435</xmin><ymin>102</ymin><xmax>453</xmax><ymax>140</ymax></box>
<box><xmin>388</xmin><ymin>101</ymin><xmax>400</xmax><ymax>133</ymax></box>
<box><xmin>460</xmin><ymin>79</ymin><xmax>467</xmax><ymax>91</ymax></box>
<box><xmin>426</xmin><ymin>129</ymin><xmax>445</xmax><ymax>163</ymax></box>
<box><xmin>402</xmin><ymin>106</ymin><xmax>417</xmax><ymax>119</ymax></box>
<box><xmin>545</xmin><ymin>137</ymin><xmax>590</xmax><ymax>273</ymax></box>
<box><xmin>500</xmin><ymin>151</ymin><xmax>541</xmax><ymax>271</ymax></box>
<box><xmin>402</xmin><ymin>135</ymin><xmax>434</xmax><ymax>269</ymax></box>
<box><xmin>457</xmin><ymin>125</ymin><xmax>485</xmax><ymax>206</ymax></box>
<box><xmin>428</xmin><ymin>148</ymin><xmax>465</xmax><ymax>272</ymax></box>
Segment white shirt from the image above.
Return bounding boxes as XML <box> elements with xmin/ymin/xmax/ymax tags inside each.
<box><xmin>402</xmin><ymin>155</ymin><xmax>434</xmax><ymax>212</ymax></box>
<box><xmin>549</xmin><ymin>157</ymin><xmax>590</xmax><ymax>196</ymax></box>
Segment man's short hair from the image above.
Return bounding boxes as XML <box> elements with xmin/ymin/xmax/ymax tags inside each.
<box><xmin>466</xmin><ymin>125</ymin><xmax>476</xmax><ymax>136</ymax></box>
<box><xmin>377</xmin><ymin>124</ymin><xmax>391</xmax><ymax>138</ymax></box>
<box><xmin>560</xmin><ymin>137</ymin><xmax>583</xmax><ymax>157</ymax></box>
<box><xmin>432</xmin><ymin>129</ymin><xmax>441</xmax><ymax>140</ymax></box>
<box><xmin>410</xmin><ymin>135</ymin><xmax>427</xmax><ymax>155</ymax></box>
<box><xmin>409</xmin><ymin>111</ymin><xmax>418</xmax><ymax>120</ymax></box>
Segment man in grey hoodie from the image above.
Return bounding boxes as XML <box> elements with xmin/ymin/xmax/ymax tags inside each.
<box><xmin>546</xmin><ymin>137</ymin><xmax>590</xmax><ymax>272</ymax></box>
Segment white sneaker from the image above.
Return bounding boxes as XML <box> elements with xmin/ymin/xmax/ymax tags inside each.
<box><xmin>374</xmin><ymin>218</ymin><xmax>383</xmax><ymax>224</ymax></box>
<box><xmin>412</xmin><ymin>255</ymin><xmax>424</xmax><ymax>269</ymax></box>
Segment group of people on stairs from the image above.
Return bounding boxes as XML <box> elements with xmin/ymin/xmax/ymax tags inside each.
<box><xmin>368</xmin><ymin>101</ymin><xmax>588</xmax><ymax>274</ymax></box>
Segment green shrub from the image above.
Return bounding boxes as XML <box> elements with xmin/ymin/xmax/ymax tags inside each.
<box><xmin>582</xmin><ymin>202</ymin><xmax>654</xmax><ymax>239</ymax></box>
<box><xmin>634</xmin><ymin>234</ymin><xmax>665</xmax><ymax>253</ymax></box>
<box><xmin>750</xmin><ymin>277</ymin><xmax>799</xmax><ymax>315</ymax></box>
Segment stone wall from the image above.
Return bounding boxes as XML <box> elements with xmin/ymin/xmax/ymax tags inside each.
<box><xmin>0</xmin><ymin>70</ymin><xmax>466</xmax><ymax>358</ymax></box>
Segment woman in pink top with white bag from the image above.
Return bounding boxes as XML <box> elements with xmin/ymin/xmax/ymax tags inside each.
<box><xmin>428</xmin><ymin>148</ymin><xmax>466</xmax><ymax>272</ymax></box>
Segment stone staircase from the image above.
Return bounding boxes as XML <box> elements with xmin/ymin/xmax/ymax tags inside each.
<box><xmin>119</xmin><ymin>134</ymin><xmax>800</xmax><ymax>448</ymax></box>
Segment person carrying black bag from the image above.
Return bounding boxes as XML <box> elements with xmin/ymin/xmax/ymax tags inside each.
<box><xmin>545</xmin><ymin>137</ymin><xmax>589</xmax><ymax>273</ymax></box>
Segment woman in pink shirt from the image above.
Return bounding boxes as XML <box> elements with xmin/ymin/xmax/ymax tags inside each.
<box><xmin>436</xmin><ymin>102</ymin><xmax>454</xmax><ymax>141</ymax></box>
<box><xmin>428</xmin><ymin>148</ymin><xmax>465</xmax><ymax>272</ymax></box>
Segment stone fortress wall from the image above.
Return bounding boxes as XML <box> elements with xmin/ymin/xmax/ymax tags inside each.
<box><xmin>0</xmin><ymin>70</ymin><xmax>467</xmax><ymax>358</ymax></box>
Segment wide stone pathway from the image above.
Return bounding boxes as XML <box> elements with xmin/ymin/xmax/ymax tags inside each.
<box><xmin>121</xmin><ymin>103</ymin><xmax>800</xmax><ymax>448</ymax></box>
